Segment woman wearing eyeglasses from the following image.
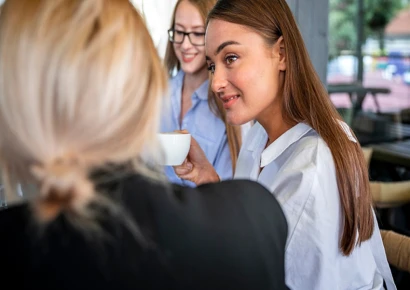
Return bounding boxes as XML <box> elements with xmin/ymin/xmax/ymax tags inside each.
<box><xmin>162</xmin><ymin>0</ymin><xmax>241</xmax><ymax>186</ymax></box>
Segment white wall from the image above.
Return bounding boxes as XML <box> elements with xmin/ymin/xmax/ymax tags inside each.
<box><xmin>132</xmin><ymin>0</ymin><xmax>178</xmax><ymax>59</ymax></box>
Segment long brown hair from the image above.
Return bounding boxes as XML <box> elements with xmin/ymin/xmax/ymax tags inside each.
<box><xmin>208</xmin><ymin>86</ymin><xmax>242</xmax><ymax>171</ymax></box>
<box><xmin>164</xmin><ymin>0</ymin><xmax>241</xmax><ymax>172</ymax></box>
<box><xmin>208</xmin><ymin>0</ymin><xmax>373</xmax><ymax>256</ymax></box>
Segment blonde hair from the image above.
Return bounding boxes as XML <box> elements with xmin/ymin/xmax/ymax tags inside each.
<box><xmin>0</xmin><ymin>0</ymin><xmax>166</xmax><ymax>223</ymax></box>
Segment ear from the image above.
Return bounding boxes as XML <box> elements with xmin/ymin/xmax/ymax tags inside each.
<box><xmin>275</xmin><ymin>36</ymin><xmax>286</xmax><ymax>71</ymax></box>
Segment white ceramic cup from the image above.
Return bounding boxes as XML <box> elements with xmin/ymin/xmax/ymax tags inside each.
<box><xmin>158</xmin><ymin>133</ymin><xmax>191</xmax><ymax>166</ymax></box>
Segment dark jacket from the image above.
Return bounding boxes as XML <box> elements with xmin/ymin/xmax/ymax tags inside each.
<box><xmin>0</xmin><ymin>174</ymin><xmax>288</xmax><ymax>289</ymax></box>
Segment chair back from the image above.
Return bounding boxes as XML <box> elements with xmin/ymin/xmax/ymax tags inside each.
<box><xmin>381</xmin><ymin>230</ymin><xmax>410</xmax><ymax>273</ymax></box>
<box><xmin>362</xmin><ymin>147</ymin><xmax>373</xmax><ymax>168</ymax></box>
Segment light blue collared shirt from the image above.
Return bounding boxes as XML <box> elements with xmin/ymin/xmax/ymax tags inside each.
<box><xmin>160</xmin><ymin>70</ymin><xmax>232</xmax><ymax>187</ymax></box>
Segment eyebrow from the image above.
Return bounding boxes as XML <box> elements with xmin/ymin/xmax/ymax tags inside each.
<box><xmin>174</xmin><ymin>23</ymin><xmax>205</xmax><ymax>30</ymax></box>
<box><xmin>205</xmin><ymin>41</ymin><xmax>241</xmax><ymax>61</ymax></box>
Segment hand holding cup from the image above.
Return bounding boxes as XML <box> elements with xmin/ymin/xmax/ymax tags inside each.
<box><xmin>173</xmin><ymin>131</ymin><xmax>220</xmax><ymax>185</ymax></box>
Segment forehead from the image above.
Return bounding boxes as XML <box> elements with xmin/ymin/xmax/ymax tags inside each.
<box><xmin>174</xmin><ymin>1</ymin><xmax>204</xmax><ymax>27</ymax></box>
<box><xmin>205</xmin><ymin>19</ymin><xmax>264</xmax><ymax>53</ymax></box>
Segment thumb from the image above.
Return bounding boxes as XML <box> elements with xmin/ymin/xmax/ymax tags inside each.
<box><xmin>174</xmin><ymin>129</ymin><xmax>189</xmax><ymax>134</ymax></box>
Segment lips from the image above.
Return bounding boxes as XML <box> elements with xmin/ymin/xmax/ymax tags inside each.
<box><xmin>219</xmin><ymin>94</ymin><xmax>239</xmax><ymax>109</ymax></box>
<box><xmin>220</xmin><ymin>94</ymin><xmax>239</xmax><ymax>103</ymax></box>
<box><xmin>182</xmin><ymin>53</ymin><xmax>196</xmax><ymax>63</ymax></box>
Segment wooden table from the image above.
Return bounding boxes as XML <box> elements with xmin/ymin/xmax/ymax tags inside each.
<box><xmin>351</xmin><ymin>112</ymin><xmax>410</xmax><ymax>146</ymax></box>
<box><xmin>356</xmin><ymin>122</ymin><xmax>410</xmax><ymax>146</ymax></box>
<box><xmin>328</xmin><ymin>84</ymin><xmax>391</xmax><ymax>118</ymax></box>
<box><xmin>371</xmin><ymin>140</ymin><xmax>410</xmax><ymax>168</ymax></box>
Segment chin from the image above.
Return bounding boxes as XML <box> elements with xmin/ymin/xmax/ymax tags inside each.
<box><xmin>182</xmin><ymin>62</ymin><xmax>207</xmax><ymax>75</ymax></box>
<box><xmin>226</xmin><ymin>112</ymin><xmax>250</xmax><ymax>126</ymax></box>
<box><xmin>181</xmin><ymin>63</ymin><xmax>202</xmax><ymax>75</ymax></box>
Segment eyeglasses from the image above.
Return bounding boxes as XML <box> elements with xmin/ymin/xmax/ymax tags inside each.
<box><xmin>168</xmin><ymin>29</ymin><xmax>205</xmax><ymax>46</ymax></box>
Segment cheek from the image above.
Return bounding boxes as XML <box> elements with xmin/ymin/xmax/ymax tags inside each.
<box><xmin>195</xmin><ymin>48</ymin><xmax>206</xmax><ymax>61</ymax></box>
<box><xmin>251</xmin><ymin>66</ymin><xmax>280</xmax><ymax>100</ymax></box>
<box><xmin>232</xmin><ymin>67</ymin><xmax>268</xmax><ymax>100</ymax></box>
<box><xmin>173</xmin><ymin>44</ymin><xmax>181</xmax><ymax>56</ymax></box>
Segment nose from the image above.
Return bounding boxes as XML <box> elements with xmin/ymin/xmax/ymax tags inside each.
<box><xmin>181</xmin><ymin>35</ymin><xmax>193</xmax><ymax>50</ymax></box>
<box><xmin>211</xmin><ymin>67</ymin><xmax>228</xmax><ymax>94</ymax></box>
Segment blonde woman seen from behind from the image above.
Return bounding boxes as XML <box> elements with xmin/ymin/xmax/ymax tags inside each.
<box><xmin>0</xmin><ymin>1</ymin><xmax>288</xmax><ymax>289</ymax></box>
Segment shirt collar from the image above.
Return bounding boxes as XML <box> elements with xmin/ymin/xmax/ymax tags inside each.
<box><xmin>195</xmin><ymin>79</ymin><xmax>209</xmax><ymax>101</ymax></box>
<box><xmin>247</xmin><ymin>123</ymin><xmax>268</xmax><ymax>152</ymax></box>
<box><xmin>249</xmin><ymin>122</ymin><xmax>313</xmax><ymax>168</ymax></box>
<box><xmin>171</xmin><ymin>70</ymin><xmax>184</xmax><ymax>95</ymax></box>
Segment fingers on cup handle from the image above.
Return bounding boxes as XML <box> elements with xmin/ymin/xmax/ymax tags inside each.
<box><xmin>177</xmin><ymin>170</ymin><xmax>198</xmax><ymax>183</ymax></box>
<box><xmin>173</xmin><ymin>159</ymin><xmax>192</xmax><ymax>175</ymax></box>
<box><xmin>174</xmin><ymin>129</ymin><xmax>189</xmax><ymax>134</ymax></box>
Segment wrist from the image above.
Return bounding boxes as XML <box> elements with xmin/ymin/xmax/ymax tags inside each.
<box><xmin>197</xmin><ymin>167</ymin><xmax>220</xmax><ymax>185</ymax></box>
<box><xmin>209</xmin><ymin>169</ymin><xmax>220</xmax><ymax>183</ymax></box>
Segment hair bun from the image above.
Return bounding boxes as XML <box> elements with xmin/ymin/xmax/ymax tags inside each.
<box><xmin>30</xmin><ymin>157</ymin><xmax>94</xmax><ymax>222</ymax></box>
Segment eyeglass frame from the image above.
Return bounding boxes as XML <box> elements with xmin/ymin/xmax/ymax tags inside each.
<box><xmin>168</xmin><ymin>29</ymin><xmax>206</xmax><ymax>46</ymax></box>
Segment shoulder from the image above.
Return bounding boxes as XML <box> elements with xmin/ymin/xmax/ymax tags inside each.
<box><xmin>195</xmin><ymin>179</ymin><xmax>286</xmax><ymax>221</ymax></box>
<box><xmin>122</xmin><ymin>175</ymin><xmax>286</xmax><ymax>232</ymax></box>
<box><xmin>282</xmin><ymin>129</ymin><xmax>333</xmax><ymax>169</ymax></box>
<box><xmin>266</xmin><ymin>129</ymin><xmax>336</xmax><ymax>207</ymax></box>
<box><xmin>122</xmin><ymin>176</ymin><xmax>288</xmax><ymax>289</ymax></box>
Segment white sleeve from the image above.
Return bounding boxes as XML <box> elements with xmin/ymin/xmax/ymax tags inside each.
<box><xmin>268</xmin><ymin>139</ymin><xmax>386</xmax><ymax>290</ymax></box>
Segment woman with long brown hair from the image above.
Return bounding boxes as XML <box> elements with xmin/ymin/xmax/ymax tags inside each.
<box><xmin>0</xmin><ymin>0</ymin><xmax>289</xmax><ymax>289</ymax></box>
<box><xmin>174</xmin><ymin>0</ymin><xmax>396</xmax><ymax>288</ymax></box>
<box><xmin>161</xmin><ymin>0</ymin><xmax>241</xmax><ymax>187</ymax></box>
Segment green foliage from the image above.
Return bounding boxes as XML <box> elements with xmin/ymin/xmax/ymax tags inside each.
<box><xmin>329</xmin><ymin>0</ymin><xmax>404</xmax><ymax>58</ymax></box>
<box><xmin>368</xmin><ymin>0</ymin><xmax>403</xmax><ymax>30</ymax></box>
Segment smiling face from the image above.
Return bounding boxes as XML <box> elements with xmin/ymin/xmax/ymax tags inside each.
<box><xmin>173</xmin><ymin>1</ymin><xmax>207</xmax><ymax>77</ymax></box>
<box><xmin>205</xmin><ymin>19</ymin><xmax>286</xmax><ymax>126</ymax></box>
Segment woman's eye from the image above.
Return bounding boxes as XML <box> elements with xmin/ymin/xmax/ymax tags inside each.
<box><xmin>207</xmin><ymin>63</ymin><xmax>215</xmax><ymax>74</ymax></box>
<box><xmin>225</xmin><ymin>55</ymin><xmax>238</xmax><ymax>65</ymax></box>
<box><xmin>175</xmin><ymin>30</ymin><xmax>184</xmax><ymax>35</ymax></box>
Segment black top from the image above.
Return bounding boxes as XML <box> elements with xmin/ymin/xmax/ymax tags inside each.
<box><xmin>0</xmin><ymin>174</ymin><xmax>288</xmax><ymax>290</ymax></box>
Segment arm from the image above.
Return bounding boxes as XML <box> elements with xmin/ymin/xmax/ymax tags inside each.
<box><xmin>268</xmin><ymin>158</ymin><xmax>337</xmax><ymax>290</ymax></box>
<box><xmin>154</xmin><ymin>179</ymin><xmax>288</xmax><ymax>289</ymax></box>
<box><xmin>268</xmin><ymin>138</ymin><xmax>376</xmax><ymax>290</ymax></box>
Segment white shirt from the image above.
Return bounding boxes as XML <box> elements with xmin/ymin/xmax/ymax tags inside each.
<box><xmin>241</xmin><ymin>121</ymin><xmax>254</xmax><ymax>143</ymax></box>
<box><xmin>235</xmin><ymin>122</ymin><xmax>396</xmax><ymax>290</ymax></box>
